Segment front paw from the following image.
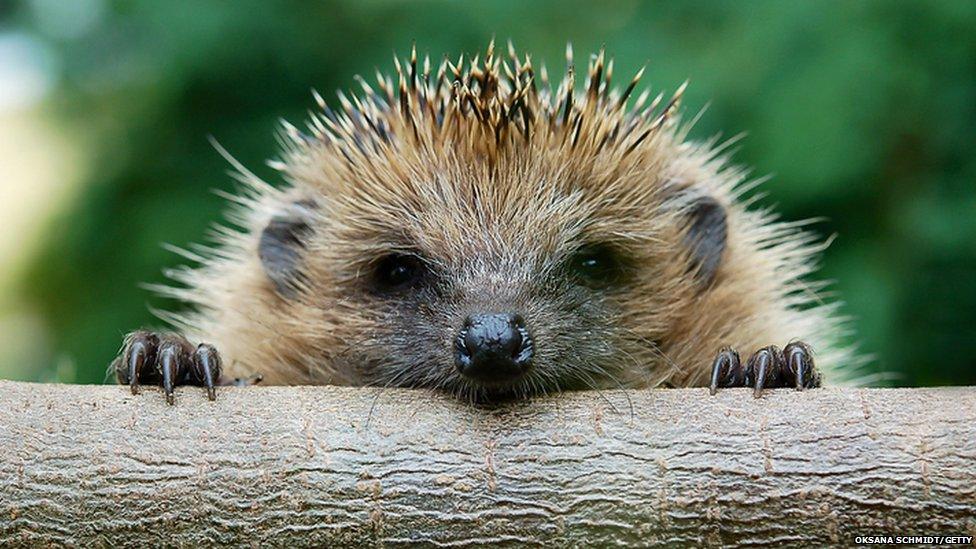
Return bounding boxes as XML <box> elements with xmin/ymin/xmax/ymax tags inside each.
<box><xmin>110</xmin><ymin>330</ymin><xmax>222</xmax><ymax>404</ymax></box>
<box><xmin>709</xmin><ymin>341</ymin><xmax>820</xmax><ymax>398</ymax></box>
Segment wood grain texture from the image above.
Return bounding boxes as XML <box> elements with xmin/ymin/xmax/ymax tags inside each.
<box><xmin>0</xmin><ymin>381</ymin><xmax>974</xmax><ymax>547</ymax></box>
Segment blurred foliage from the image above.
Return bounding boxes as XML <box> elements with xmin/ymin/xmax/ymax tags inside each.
<box><xmin>2</xmin><ymin>0</ymin><xmax>975</xmax><ymax>385</ymax></box>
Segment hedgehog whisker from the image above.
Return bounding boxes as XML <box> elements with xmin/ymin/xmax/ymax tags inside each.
<box><xmin>575</xmin><ymin>357</ymin><xmax>635</xmax><ymax>423</ymax></box>
<box><xmin>618</xmin><ymin>327</ymin><xmax>681</xmax><ymax>378</ymax></box>
<box><xmin>364</xmin><ymin>360</ymin><xmax>421</xmax><ymax>430</ymax></box>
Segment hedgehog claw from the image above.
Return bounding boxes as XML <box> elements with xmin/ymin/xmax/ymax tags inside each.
<box><xmin>792</xmin><ymin>358</ymin><xmax>805</xmax><ymax>389</ymax></box>
<box><xmin>709</xmin><ymin>347</ymin><xmax>740</xmax><ymax>396</ymax></box>
<box><xmin>127</xmin><ymin>340</ymin><xmax>147</xmax><ymax>395</ymax></box>
<box><xmin>749</xmin><ymin>347</ymin><xmax>774</xmax><ymax>399</ymax></box>
<box><xmin>193</xmin><ymin>344</ymin><xmax>222</xmax><ymax>401</ymax></box>
<box><xmin>112</xmin><ymin>331</ymin><xmax>226</xmax><ymax>404</ymax></box>
<box><xmin>708</xmin><ymin>341</ymin><xmax>821</xmax><ymax>396</ymax></box>
<box><xmin>159</xmin><ymin>343</ymin><xmax>180</xmax><ymax>405</ymax></box>
<box><xmin>784</xmin><ymin>341</ymin><xmax>820</xmax><ymax>390</ymax></box>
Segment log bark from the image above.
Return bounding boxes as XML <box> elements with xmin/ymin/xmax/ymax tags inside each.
<box><xmin>0</xmin><ymin>381</ymin><xmax>974</xmax><ymax>547</ymax></box>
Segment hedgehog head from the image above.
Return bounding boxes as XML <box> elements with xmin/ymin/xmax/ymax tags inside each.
<box><xmin>242</xmin><ymin>41</ymin><xmax>737</xmax><ymax>399</ymax></box>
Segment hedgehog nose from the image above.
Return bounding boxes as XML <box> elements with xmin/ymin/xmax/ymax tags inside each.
<box><xmin>455</xmin><ymin>313</ymin><xmax>533</xmax><ymax>383</ymax></box>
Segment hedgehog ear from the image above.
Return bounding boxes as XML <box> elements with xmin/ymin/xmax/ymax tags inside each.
<box><xmin>259</xmin><ymin>200</ymin><xmax>317</xmax><ymax>299</ymax></box>
<box><xmin>681</xmin><ymin>195</ymin><xmax>728</xmax><ymax>288</ymax></box>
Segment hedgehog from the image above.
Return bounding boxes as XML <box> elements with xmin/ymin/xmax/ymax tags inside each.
<box><xmin>111</xmin><ymin>41</ymin><xmax>854</xmax><ymax>404</ymax></box>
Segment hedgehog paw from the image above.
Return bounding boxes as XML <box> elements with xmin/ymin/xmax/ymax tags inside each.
<box><xmin>708</xmin><ymin>341</ymin><xmax>820</xmax><ymax>398</ymax></box>
<box><xmin>111</xmin><ymin>330</ymin><xmax>223</xmax><ymax>404</ymax></box>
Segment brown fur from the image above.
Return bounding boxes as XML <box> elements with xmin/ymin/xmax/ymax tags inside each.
<box><xmin>153</xmin><ymin>41</ymin><xmax>855</xmax><ymax>397</ymax></box>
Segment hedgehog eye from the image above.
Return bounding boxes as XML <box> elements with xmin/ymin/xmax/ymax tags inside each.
<box><xmin>569</xmin><ymin>244</ymin><xmax>624</xmax><ymax>287</ymax></box>
<box><xmin>371</xmin><ymin>254</ymin><xmax>426</xmax><ymax>292</ymax></box>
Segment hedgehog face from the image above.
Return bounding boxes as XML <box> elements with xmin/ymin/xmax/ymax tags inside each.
<box><xmin>320</xmin><ymin>199</ymin><xmax>660</xmax><ymax>401</ymax></box>
<box><xmin>256</xmin><ymin>159</ymin><xmax>728</xmax><ymax>401</ymax></box>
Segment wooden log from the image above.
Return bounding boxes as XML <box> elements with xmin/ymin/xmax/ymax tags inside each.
<box><xmin>0</xmin><ymin>381</ymin><xmax>974</xmax><ymax>547</ymax></box>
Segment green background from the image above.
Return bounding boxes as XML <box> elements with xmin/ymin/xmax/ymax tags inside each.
<box><xmin>2</xmin><ymin>0</ymin><xmax>974</xmax><ymax>386</ymax></box>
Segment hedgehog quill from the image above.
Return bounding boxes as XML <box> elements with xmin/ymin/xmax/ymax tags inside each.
<box><xmin>112</xmin><ymin>41</ymin><xmax>855</xmax><ymax>404</ymax></box>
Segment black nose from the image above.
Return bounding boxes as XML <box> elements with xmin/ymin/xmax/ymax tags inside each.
<box><xmin>455</xmin><ymin>313</ymin><xmax>534</xmax><ymax>383</ymax></box>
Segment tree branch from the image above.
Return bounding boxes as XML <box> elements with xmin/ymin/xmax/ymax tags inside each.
<box><xmin>0</xmin><ymin>381</ymin><xmax>974</xmax><ymax>546</ymax></box>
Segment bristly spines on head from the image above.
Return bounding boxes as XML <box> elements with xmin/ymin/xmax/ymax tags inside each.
<box><xmin>274</xmin><ymin>40</ymin><xmax>689</xmax><ymax>176</ymax></box>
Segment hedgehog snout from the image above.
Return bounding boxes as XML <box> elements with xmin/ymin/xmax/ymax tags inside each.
<box><xmin>454</xmin><ymin>312</ymin><xmax>534</xmax><ymax>384</ymax></box>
